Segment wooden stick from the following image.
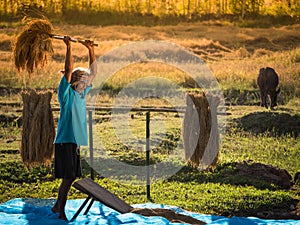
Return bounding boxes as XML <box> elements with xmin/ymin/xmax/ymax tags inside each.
<box><xmin>50</xmin><ymin>34</ymin><xmax>98</xmax><ymax>46</ymax></box>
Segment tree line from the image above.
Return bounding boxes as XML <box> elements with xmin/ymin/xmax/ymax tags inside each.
<box><xmin>1</xmin><ymin>0</ymin><xmax>299</xmax><ymax>23</ymax></box>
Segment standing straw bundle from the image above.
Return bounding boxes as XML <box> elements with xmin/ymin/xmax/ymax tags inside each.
<box><xmin>183</xmin><ymin>92</ymin><xmax>219</xmax><ymax>169</ymax></box>
<box><xmin>21</xmin><ymin>89</ymin><xmax>55</xmax><ymax>168</ymax></box>
<box><xmin>13</xmin><ymin>18</ymin><xmax>54</xmax><ymax>77</ymax></box>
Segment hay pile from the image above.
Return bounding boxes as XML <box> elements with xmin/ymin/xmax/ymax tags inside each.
<box><xmin>131</xmin><ymin>208</ymin><xmax>206</xmax><ymax>224</ymax></box>
<box><xmin>21</xmin><ymin>89</ymin><xmax>55</xmax><ymax>168</ymax></box>
<box><xmin>12</xmin><ymin>18</ymin><xmax>54</xmax><ymax>76</ymax></box>
<box><xmin>183</xmin><ymin>92</ymin><xmax>219</xmax><ymax>169</ymax></box>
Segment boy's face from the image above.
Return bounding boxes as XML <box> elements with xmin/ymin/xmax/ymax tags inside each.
<box><xmin>73</xmin><ymin>75</ymin><xmax>88</xmax><ymax>93</ymax></box>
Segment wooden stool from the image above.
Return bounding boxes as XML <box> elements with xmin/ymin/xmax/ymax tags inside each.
<box><xmin>70</xmin><ymin>178</ymin><xmax>133</xmax><ymax>221</ymax></box>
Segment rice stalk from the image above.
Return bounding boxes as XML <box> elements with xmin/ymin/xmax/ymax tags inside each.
<box><xmin>12</xmin><ymin>18</ymin><xmax>54</xmax><ymax>79</ymax></box>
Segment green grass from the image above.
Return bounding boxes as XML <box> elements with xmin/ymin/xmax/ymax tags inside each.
<box><xmin>149</xmin><ymin>181</ymin><xmax>294</xmax><ymax>216</ymax></box>
<box><xmin>0</xmin><ymin>99</ymin><xmax>299</xmax><ymax>218</ymax></box>
<box><xmin>223</xmin><ymin>133</ymin><xmax>299</xmax><ymax>173</ymax></box>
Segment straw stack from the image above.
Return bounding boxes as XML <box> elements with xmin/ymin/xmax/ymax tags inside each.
<box><xmin>183</xmin><ymin>92</ymin><xmax>219</xmax><ymax>169</ymax></box>
<box><xmin>21</xmin><ymin>89</ymin><xmax>55</xmax><ymax>168</ymax></box>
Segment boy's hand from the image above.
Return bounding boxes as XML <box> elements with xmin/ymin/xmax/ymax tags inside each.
<box><xmin>79</xmin><ymin>40</ymin><xmax>94</xmax><ymax>50</ymax></box>
<box><xmin>63</xmin><ymin>36</ymin><xmax>72</xmax><ymax>46</ymax></box>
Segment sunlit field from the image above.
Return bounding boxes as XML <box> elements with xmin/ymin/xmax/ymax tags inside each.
<box><xmin>1</xmin><ymin>23</ymin><xmax>299</xmax><ymax>97</ymax></box>
<box><xmin>0</xmin><ymin>13</ymin><xmax>300</xmax><ymax>219</ymax></box>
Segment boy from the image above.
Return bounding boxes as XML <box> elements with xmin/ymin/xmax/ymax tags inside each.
<box><xmin>52</xmin><ymin>36</ymin><xmax>97</xmax><ymax>220</ymax></box>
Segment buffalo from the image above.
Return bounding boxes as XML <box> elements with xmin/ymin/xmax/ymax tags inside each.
<box><xmin>257</xmin><ymin>67</ymin><xmax>280</xmax><ymax>109</ymax></box>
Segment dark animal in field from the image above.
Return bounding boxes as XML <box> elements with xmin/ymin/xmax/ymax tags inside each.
<box><xmin>257</xmin><ymin>67</ymin><xmax>280</xmax><ymax>109</ymax></box>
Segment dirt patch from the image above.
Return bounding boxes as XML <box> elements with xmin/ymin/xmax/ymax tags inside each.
<box><xmin>222</xmin><ymin>161</ymin><xmax>300</xmax><ymax>219</ymax></box>
<box><xmin>236</xmin><ymin>161</ymin><xmax>292</xmax><ymax>189</ymax></box>
<box><xmin>272</xmin><ymin>35</ymin><xmax>300</xmax><ymax>49</ymax></box>
<box><xmin>245</xmin><ymin>37</ymin><xmax>277</xmax><ymax>52</ymax></box>
<box><xmin>244</xmin><ymin>35</ymin><xmax>300</xmax><ymax>52</ymax></box>
<box><xmin>235</xmin><ymin>111</ymin><xmax>300</xmax><ymax>137</ymax></box>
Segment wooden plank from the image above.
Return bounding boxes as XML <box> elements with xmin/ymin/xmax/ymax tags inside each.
<box><xmin>73</xmin><ymin>178</ymin><xmax>133</xmax><ymax>213</ymax></box>
<box><xmin>72</xmin><ymin>178</ymin><xmax>207</xmax><ymax>224</ymax></box>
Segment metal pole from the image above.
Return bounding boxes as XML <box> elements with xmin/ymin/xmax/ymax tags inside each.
<box><xmin>88</xmin><ymin>110</ymin><xmax>94</xmax><ymax>180</ymax></box>
<box><xmin>146</xmin><ymin>111</ymin><xmax>150</xmax><ymax>200</ymax></box>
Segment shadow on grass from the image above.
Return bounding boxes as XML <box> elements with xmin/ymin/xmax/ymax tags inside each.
<box><xmin>83</xmin><ymin>157</ymin><xmax>293</xmax><ymax>191</ymax></box>
<box><xmin>1</xmin><ymin>157</ymin><xmax>294</xmax><ymax>191</ymax></box>
<box><xmin>168</xmin><ymin>161</ymin><xmax>293</xmax><ymax>190</ymax></box>
<box><xmin>235</xmin><ymin>111</ymin><xmax>300</xmax><ymax>137</ymax></box>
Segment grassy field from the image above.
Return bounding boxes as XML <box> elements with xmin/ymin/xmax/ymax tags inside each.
<box><xmin>0</xmin><ymin>20</ymin><xmax>299</xmax><ymax>219</ymax></box>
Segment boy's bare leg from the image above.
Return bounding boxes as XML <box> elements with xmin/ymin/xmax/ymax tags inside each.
<box><xmin>52</xmin><ymin>178</ymin><xmax>74</xmax><ymax>220</ymax></box>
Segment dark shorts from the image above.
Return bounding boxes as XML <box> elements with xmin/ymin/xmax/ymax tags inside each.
<box><xmin>54</xmin><ymin>143</ymin><xmax>82</xmax><ymax>179</ymax></box>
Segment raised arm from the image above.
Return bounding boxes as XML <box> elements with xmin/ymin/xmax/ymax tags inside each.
<box><xmin>63</xmin><ymin>36</ymin><xmax>73</xmax><ymax>82</ymax></box>
<box><xmin>80</xmin><ymin>40</ymin><xmax>97</xmax><ymax>86</ymax></box>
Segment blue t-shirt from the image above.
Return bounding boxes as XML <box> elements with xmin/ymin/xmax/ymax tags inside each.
<box><xmin>54</xmin><ymin>76</ymin><xmax>91</xmax><ymax>146</ymax></box>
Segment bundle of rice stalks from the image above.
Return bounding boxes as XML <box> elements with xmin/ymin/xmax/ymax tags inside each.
<box><xmin>13</xmin><ymin>17</ymin><xmax>98</xmax><ymax>82</ymax></box>
<box><xmin>13</xmin><ymin>18</ymin><xmax>54</xmax><ymax>77</ymax></box>
<box><xmin>21</xmin><ymin>89</ymin><xmax>55</xmax><ymax>168</ymax></box>
<box><xmin>183</xmin><ymin>92</ymin><xmax>219</xmax><ymax>169</ymax></box>
<box><xmin>131</xmin><ymin>208</ymin><xmax>205</xmax><ymax>224</ymax></box>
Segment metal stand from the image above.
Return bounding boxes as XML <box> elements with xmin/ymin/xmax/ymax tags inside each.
<box><xmin>146</xmin><ymin>111</ymin><xmax>151</xmax><ymax>200</ymax></box>
<box><xmin>87</xmin><ymin>110</ymin><xmax>152</xmax><ymax>201</ymax></box>
<box><xmin>88</xmin><ymin>110</ymin><xmax>94</xmax><ymax>180</ymax></box>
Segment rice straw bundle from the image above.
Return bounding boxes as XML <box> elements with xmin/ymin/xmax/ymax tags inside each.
<box><xmin>183</xmin><ymin>92</ymin><xmax>219</xmax><ymax>169</ymax></box>
<box><xmin>21</xmin><ymin>89</ymin><xmax>55</xmax><ymax>168</ymax></box>
<box><xmin>13</xmin><ymin>17</ymin><xmax>98</xmax><ymax>82</ymax></box>
<box><xmin>13</xmin><ymin>18</ymin><xmax>54</xmax><ymax>76</ymax></box>
<box><xmin>131</xmin><ymin>208</ymin><xmax>205</xmax><ymax>224</ymax></box>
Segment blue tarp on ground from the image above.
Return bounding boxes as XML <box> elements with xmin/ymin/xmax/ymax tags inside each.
<box><xmin>0</xmin><ymin>198</ymin><xmax>299</xmax><ymax>225</ymax></box>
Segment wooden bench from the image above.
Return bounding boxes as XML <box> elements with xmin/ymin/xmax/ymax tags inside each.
<box><xmin>70</xmin><ymin>178</ymin><xmax>133</xmax><ymax>221</ymax></box>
